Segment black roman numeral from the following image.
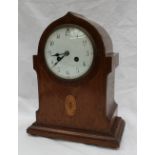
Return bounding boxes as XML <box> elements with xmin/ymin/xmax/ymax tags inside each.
<box><xmin>57</xmin><ymin>34</ymin><xmax>60</xmax><ymax>39</ymax></box>
<box><xmin>50</xmin><ymin>41</ymin><xmax>54</xmax><ymax>46</ymax></box>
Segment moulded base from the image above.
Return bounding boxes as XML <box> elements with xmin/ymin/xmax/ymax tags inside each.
<box><xmin>27</xmin><ymin>117</ymin><xmax>125</xmax><ymax>148</ymax></box>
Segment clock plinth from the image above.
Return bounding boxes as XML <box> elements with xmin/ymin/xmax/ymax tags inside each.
<box><xmin>27</xmin><ymin>12</ymin><xmax>125</xmax><ymax>148</ymax></box>
<box><xmin>27</xmin><ymin>117</ymin><xmax>125</xmax><ymax>148</ymax></box>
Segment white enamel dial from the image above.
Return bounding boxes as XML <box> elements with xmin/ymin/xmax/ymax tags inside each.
<box><xmin>44</xmin><ymin>25</ymin><xmax>94</xmax><ymax>79</ymax></box>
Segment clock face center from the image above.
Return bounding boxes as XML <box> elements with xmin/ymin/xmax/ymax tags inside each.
<box><xmin>44</xmin><ymin>25</ymin><xmax>94</xmax><ymax>80</ymax></box>
<box><xmin>57</xmin><ymin>57</ymin><xmax>61</xmax><ymax>61</ymax></box>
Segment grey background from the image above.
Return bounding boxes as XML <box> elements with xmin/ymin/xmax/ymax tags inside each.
<box><xmin>19</xmin><ymin>0</ymin><xmax>137</xmax><ymax>154</ymax></box>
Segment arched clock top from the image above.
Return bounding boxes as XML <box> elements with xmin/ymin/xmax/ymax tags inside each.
<box><xmin>36</xmin><ymin>12</ymin><xmax>118</xmax><ymax>75</ymax></box>
<box><xmin>38</xmin><ymin>12</ymin><xmax>113</xmax><ymax>56</ymax></box>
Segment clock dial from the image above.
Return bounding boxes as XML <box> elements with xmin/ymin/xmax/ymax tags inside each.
<box><xmin>44</xmin><ymin>25</ymin><xmax>94</xmax><ymax>80</ymax></box>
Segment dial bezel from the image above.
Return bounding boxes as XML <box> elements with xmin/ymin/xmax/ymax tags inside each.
<box><xmin>44</xmin><ymin>24</ymin><xmax>96</xmax><ymax>80</ymax></box>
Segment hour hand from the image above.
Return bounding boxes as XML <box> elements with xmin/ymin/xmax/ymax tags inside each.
<box><xmin>51</xmin><ymin>53</ymin><xmax>60</xmax><ymax>57</ymax></box>
<box><xmin>51</xmin><ymin>51</ymin><xmax>70</xmax><ymax>57</ymax></box>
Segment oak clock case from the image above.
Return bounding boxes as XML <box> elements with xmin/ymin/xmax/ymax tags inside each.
<box><xmin>27</xmin><ymin>12</ymin><xmax>125</xmax><ymax>149</ymax></box>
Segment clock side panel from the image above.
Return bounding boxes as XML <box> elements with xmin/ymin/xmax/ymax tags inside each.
<box><xmin>34</xmin><ymin>63</ymin><xmax>110</xmax><ymax>133</ymax></box>
<box><xmin>106</xmin><ymin>71</ymin><xmax>118</xmax><ymax>120</ymax></box>
<box><xmin>105</xmin><ymin>53</ymin><xmax>119</xmax><ymax>120</ymax></box>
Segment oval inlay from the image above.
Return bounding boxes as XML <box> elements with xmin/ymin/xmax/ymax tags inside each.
<box><xmin>65</xmin><ymin>95</ymin><xmax>76</xmax><ymax>116</ymax></box>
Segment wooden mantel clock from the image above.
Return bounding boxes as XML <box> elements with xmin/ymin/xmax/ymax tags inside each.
<box><xmin>27</xmin><ymin>12</ymin><xmax>125</xmax><ymax>148</ymax></box>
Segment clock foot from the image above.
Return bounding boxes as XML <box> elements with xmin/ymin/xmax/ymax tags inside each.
<box><xmin>27</xmin><ymin>117</ymin><xmax>125</xmax><ymax>148</ymax></box>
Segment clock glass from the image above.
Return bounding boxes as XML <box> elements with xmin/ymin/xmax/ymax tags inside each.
<box><xmin>44</xmin><ymin>25</ymin><xmax>94</xmax><ymax>80</ymax></box>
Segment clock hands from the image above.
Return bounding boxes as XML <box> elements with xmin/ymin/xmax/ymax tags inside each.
<box><xmin>51</xmin><ymin>51</ymin><xmax>69</xmax><ymax>57</ymax></box>
<box><xmin>53</xmin><ymin>55</ymin><xmax>65</xmax><ymax>67</ymax></box>
<box><xmin>52</xmin><ymin>51</ymin><xmax>70</xmax><ymax>67</ymax></box>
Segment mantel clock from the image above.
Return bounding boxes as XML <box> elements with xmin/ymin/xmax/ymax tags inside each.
<box><xmin>27</xmin><ymin>12</ymin><xmax>125</xmax><ymax>148</ymax></box>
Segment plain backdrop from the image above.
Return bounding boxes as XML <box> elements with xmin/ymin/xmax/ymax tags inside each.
<box><xmin>18</xmin><ymin>0</ymin><xmax>137</xmax><ymax>155</ymax></box>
